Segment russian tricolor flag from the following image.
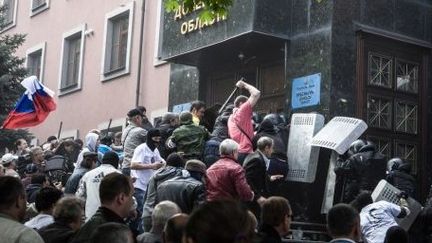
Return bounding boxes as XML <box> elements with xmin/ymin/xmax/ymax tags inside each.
<box><xmin>2</xmin><ymin>76</ymin><xmax>56</xmax><ymax>129</ymax></box>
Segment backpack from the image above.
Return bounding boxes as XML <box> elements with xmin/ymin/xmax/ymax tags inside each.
<box><xmin>44</xmin><ymin>155</ymin><xmax>72</xmax><ymax>185</ymax></box>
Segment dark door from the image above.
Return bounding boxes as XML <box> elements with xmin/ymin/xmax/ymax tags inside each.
<box><xmin>205</xmin><ymin>61</ymin><xmax>285</xmax><ymax>117</ymax></box>
<box><xmin>356</xmin><ymin>33</ymin><xmax>429</xmax><ymax>199</ymax></box>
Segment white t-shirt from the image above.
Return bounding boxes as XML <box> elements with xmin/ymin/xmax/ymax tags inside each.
<box><xmin>24</xmin><ymin>213</ymin><xmax>53</xmax><ymax>230</ymax></box>
<box><xmin>75</xmin><ymin>164</ymin><xmax>120</xmax><ymax>221</ymax></box>
<box><xmin>360</xmin><ymin>200</ymin><xmax>401</xmax><ymax>243</ymax></box>
<box><xmin>131</xmin><ymin>143</ymin><xmax>164</xmax><ymax>191</ymax></box>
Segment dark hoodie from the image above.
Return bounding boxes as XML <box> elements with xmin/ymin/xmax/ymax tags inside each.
<box><xmin>142</xmin><ymin>166</ymin><xmax>183</xmax><ymax>218</ymax></box>
<box><xmin>386</xmin><ymin>163</ymin><xmax>416</xmax><ymax>198</ymax></box>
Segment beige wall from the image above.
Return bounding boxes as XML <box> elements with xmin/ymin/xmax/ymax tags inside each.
<box><xmin>3</xmin><ymin>0</ymin><xmax>170</xmax><ymax>141</ymax></box>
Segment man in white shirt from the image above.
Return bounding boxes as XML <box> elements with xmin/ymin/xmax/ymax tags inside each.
<box><xmin>130</xmin><ymin>128</ymin><xmax>165</xmax><ymax>235</ymax></box>
<box><xmin>25</xmin><ymin>187</ymin><xmax>63</xmax><ymax>230</ymax></box>
<box><xmin>360</xmin><ymin>200</ymin><xmax>408</xmax><ymax>243</ymax></box>
<box><xmin>76</xmin><ymin>151</ymin><xmax>120</xmax><ymax>221</ymax></box>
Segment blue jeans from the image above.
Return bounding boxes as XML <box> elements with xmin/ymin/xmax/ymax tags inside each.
<box><xmin>129</xmin><ymin>187</ymin><xmax>145</xmax><ymax>235</ymax></box>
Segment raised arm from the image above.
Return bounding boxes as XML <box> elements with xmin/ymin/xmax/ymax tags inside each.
<box><xmin>236</xmin><ymin>80</ymin><xmax>261</xmax><ymax>107</ymax></box>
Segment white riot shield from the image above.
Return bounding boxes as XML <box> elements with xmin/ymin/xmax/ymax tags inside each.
<box><xmin>371</xmin><ymin>180</ymin><xmax>422</xmax><ymax>230</ymax></box>
<box><xmin>287</xmin><ymin>113</ymin><xmax>325</xmax><ymax>183</ymax></box>
<box><xmin>310</xmin><ymin>117</ymin><xmax>368</xmax><ymax>154</ymax></box>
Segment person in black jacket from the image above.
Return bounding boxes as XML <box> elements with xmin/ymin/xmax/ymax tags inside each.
<box><xmin>202</xmin><ymin>104</ymin><xmax>234</xmax><ymax>167</ymax></box>
<box><xmin>335</xmin><ymin>139</ymin><xmax>386</xmax><ymax>203</ymax></box>
<box><xmin>142</xmin><ymin>152</ymin><xmax>184</xmax><ymax>232</ymax></box>
<box><xmin>26</xmin><ymin>174</ymin><xmax>50</xmax><ymax>203</ymax></box>
<box><xmin>252</xmin><ymin>116</ymin><xmax>288</xmax><ymax>179</ymax></box>
<box><xmin>258</xmin><ymin>196</ymin><xmax>292</xmax><ymax>243</ymax></box>
<box><xmin>72</xmin><ymin>173</ymin><xmax>134</xmax><ymax>243</ymax></box>
<box><xmin>157</xmin><ymin>113</ymin><xmax>179</xmax><ymax>159</ymax></box>
<box><xmin>157</xmin><ymin>160</ymin><xmax>207</xmax><ymax>214</ymax></box>
<box><xmin>243</xmin><ymin>137</ymin><xmax>284</xmax><ymax>218</ymax></box>
<box><xmin>386</xmin><ymin>158</ymin><xmax>416</xmax><ymax>198</ymax></box>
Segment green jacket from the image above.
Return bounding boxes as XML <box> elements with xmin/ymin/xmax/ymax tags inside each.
<box><xmin>170</xmin><ymin>122</ymin><xmax>209</xmax><ymax>159</ymax></box>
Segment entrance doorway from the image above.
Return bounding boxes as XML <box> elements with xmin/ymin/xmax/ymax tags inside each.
<box><xmin>356</xmin><ymin>32</ymin><xmax>429</xmax><ymax>199</ymax></box>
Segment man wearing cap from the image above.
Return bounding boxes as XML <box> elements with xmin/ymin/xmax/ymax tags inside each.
<box><xmin>167</xmin><ymin>111</ymin><xmax>209</xmax><ymax>160</ymax></box>
<box><xmin>76</xmin><ymin>151</ymin><xmax>120</xmax><ymax>221</ymax></box>
<box><xmin>64</xmin><ymin>152</ymin><xmax>98</xmax><ymax>194</ymax></box>
<box><xmin>122</xmin><ymin>108</ymin><xmax>148</xmax><ymax>176</ymax></box>
<box><xmin>156</xmin><ymin>160</ymin><xmax>207</xmax><ymax>214</ymax></box>
<box><xmin>1</xmin><ymin>153</ymin><xmax>19</xmax><ymax>177</ymax></box>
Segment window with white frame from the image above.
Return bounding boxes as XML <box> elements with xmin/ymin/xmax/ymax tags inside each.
<box><xmin>153</xmin><ymin>0</ymin><xmax>166</xmax><ymax>66</ymax></box>
<box><xmin>101</xmin><ymin>2</ymin><xmax>134</xmax><ymax>80</ymax></box>
<box><xmin>26</xmin><ymin>42</ymin><xmax>46</xmax><ymax>82</ymax></box>
<box><xmin>59</xmin><ymin>25</ymin><xmax>85</xmax><ymax>94</ymax></box>
<box><xmin>1</xmin><ymin>0</ymin><xmax>16</xmax><ymax>30</ymax></box>
<box><xmin>30</xmin><ymin>0</ymin><xmax>49</xmax><ymax>16</ymax></box>
<box><xmin>32</xmin><ymin>0</ymin><xmax>46</xmax><ymax>10</ymax></box>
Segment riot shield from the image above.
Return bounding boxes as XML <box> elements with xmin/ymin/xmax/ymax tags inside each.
<box><xmin>371</xmin><ymin>179</ymin><xmax>422</xmax><ymax>230</ymax></box>
<box><xmin>311</xmin><ymin>116</ymin><xmax>367</xmax><ymax>155</ymax></box>
<box><xmin>287</xmin><ymin>113</ymin><xmax>325</xmax><ymax>183</ymax></box>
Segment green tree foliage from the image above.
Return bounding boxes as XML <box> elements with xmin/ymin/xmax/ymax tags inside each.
<box><xmin>164</xmin><ymin>0</ymin><xmax>233</xmax><ymax>21</ymax></box>
<box><xmin>0</xmin><ymin>6</ymin><xmax>33</xmax><ymax>153</ymax></box>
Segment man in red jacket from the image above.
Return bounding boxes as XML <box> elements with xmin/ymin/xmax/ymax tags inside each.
<box><xmin>206</xmin><ymin>139</ymin><xmax>254</xmax><ymax>202</ymax></box>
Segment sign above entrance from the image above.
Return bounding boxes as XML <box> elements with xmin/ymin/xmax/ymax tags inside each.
<box><xmin>291</xmin><ymin>73</ymin><xmax>321</xmax><ymax>109</ymax></box>
<box><xmin>159</xmin><ymin>0</ymin><xmax>290</xmax><ymax>61</ymax></box>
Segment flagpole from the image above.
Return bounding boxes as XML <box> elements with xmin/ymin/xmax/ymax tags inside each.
<box><xmin>218</xmin><ymin>77</ymin><xmax>245</xmax><ymax>114</ymax></box>
<box><xmin>106</xmin><ymin>118</ymin><xmax>112</xmax><ymax>134</ymax></box>
<box><xmin>57</xmin><ymin>121</ymin><xmax>63</xmax><ymax>139</ymax></box>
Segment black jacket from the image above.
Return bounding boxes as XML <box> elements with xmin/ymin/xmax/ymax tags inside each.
<box><xmin>143</xmin><ymin>166</ymin><xmax>183</xmax><ymax>216</ymax></box>
<box><xmin>335</xmin><ymin>145</ymin><xmax>386</xmax><ymax>202</ymax></box>
<box><xmin>156</xmin><ymin>170</ymin><xmax>205</xmax><ymax>214</ymax></box>
<box><xmin>71</xmin><ymin>207</ymin><xmax>125</xmax><ymax>243</ymax></box>
<box><xmin>26</xmin><ymin>183</ymin><xmax>43</xmax><ymax>203</ymax></box>
<box><xmin>386</xmin><ymin>164</ymin><xmax>416</xmax><ymax>198</ymax></box>
<box><xmin>157</xmin><ymin>123</ymin><xmax>177</xmax><ymax>159</ymax></box>
<box><xmin>211</xmin><ymin>113</ymin><xmax>230</xmax><ymax>140</ymax></box>
<box><xmin>258</xmin><ymin>224</ymin><xmax>282</xmax><ymax>243</ymax></box>
<box><xmin>243</xmin><ymin>151</ymin><xmax>270</xmax><ymax>200</ymax></box>
<box><xmin>38</xmin><ymin>221</ymin><xmax>76</xmax><ymax>243</ymax></box>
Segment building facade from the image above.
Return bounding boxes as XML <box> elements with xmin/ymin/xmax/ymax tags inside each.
<box><xmin>3</xmin><ymin>0</ymin><xmax>432</xmax><ymax>230</ymax></box>
<box><xmin>1</xmin><ymin>0</ymin><xmax>170</xmax><ymax>142</ymax></box>
<box><xmin>158</xmin><ymin>0</ymin><xmax>432</xmax><ymax>224</ymax></box>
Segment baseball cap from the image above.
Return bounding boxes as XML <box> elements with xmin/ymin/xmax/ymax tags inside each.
<box><xmin>83</xmin><ymin>151</ymin><xmax>98</xmax><ymax>158</ymax></box>
<box><xmin>1</xmin><ymin>153</ymin><xmax>18</xmax><ymax>165</ymax></box>
<box><xmin>185</xmin><ymin>160</ymin><xmax>206</xmax><ymax>174</ymax></box>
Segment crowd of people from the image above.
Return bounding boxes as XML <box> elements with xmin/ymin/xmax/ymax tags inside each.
<box><xmin>0</xmin><ymin>80</ymin><xmax>430</xmax><ymax>243</ymax></box>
